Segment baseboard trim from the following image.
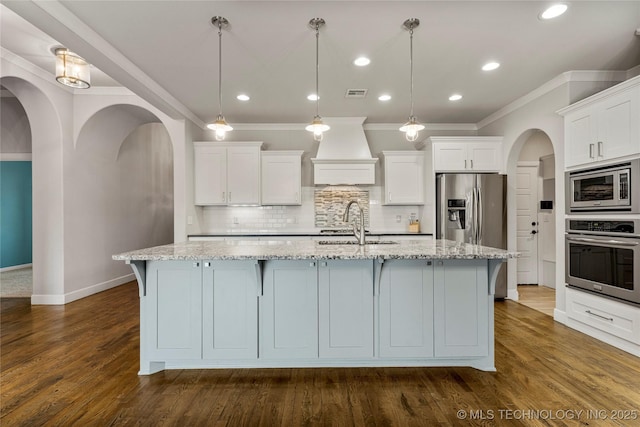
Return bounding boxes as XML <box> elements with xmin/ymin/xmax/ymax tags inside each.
<box><xmin>31</xmin><ymin>274</ymin><xmax>135</xmax><ymax>305</ymax></box>
<box><xmin>0</xmin><ymin>263</ymin><xmax>32</xmax><ymax>272</ymax></box>
<box><xmin>553</xmin><ymin>308</ymin><xmax>568</xmax><ymax>324</ymax></box>
<box><xmin>507</xmin><ymin>288</ymin><xmax>519</xmax><ymax>301</ymax></box>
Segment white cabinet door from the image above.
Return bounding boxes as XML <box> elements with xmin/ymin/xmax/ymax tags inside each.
<box><xmin>318</xmin><ymin>260</ymin><xmax>374</xmax><ymax>358</ymax></box>
<box><xmin>467</xmin><ymin>142</ymin><xmax>502</xmax><ymax>172</ymax></box>
<box><xmin>261</xmin><ymin>151</ymin><xmax>302</xmax><ymax>205</ymax></box>
<box><xmin>565</xmin><ymin>109</ymin><xmax>597</xmax><ymax>168</ymax></box>
<box><xmin>227</xmin><ymin>146</ymin><xmax>261</xmax><ymax>205</ymax></box>
<box><xmin>194</xmin><ymin>145</ymin><xmax>227</xmax><ymax>205</ymax></box>
<box><xmin>432</xmin><ymin>143</ymin><xmax>467</xmax><ymax>171</ymax></box>
<box><xmin>434</xmin><ymin>259</ymin><xmax>488</xmax><ymax>357</ymax></box>
<box><xmin>379</xmin><ymin>259</ymin><xmax>434</xmax><ymax>358</ymax></box>
<box><xmin>261</xmin><ymin>260</ymin><xmax>318</xmax><ymax>359</ymax></box>
<box><xmin>202</xmin><ymin>261</ymin><xmax>258</xmax><ymax>360</ymax></box>
<box><xmin>382</xmin><ymin>152</ymin><xmax>424</xmax><ymax>205</ymax></box>
<box><xmin>597</xmin><ymin>88</ymin><xmax>640</xmax><ymax>161</ymax></box>
<box><xmin>146</xmin><ymin>260</ymin><xmax>202</xmax><ymax>360</ymax></box>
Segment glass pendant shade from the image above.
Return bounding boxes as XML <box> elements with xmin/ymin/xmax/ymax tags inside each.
<box><xmin>399</xmin><ymin>116</ymin><xmax>425</xmax><ymax>142</ymax></box>
<box><xmin>55</xmin><ymin>48</ymin><xmax>90</xmax><ymax>89</ymax></box>
<box><xmin>305</xmin><ymin>115</ymin><xmax>330</xmax><ymax>141</ymax></box>
<box><xmin>207</xmin><ymin>114</ymin><xmax>233</xmax><ymax>141</ymax></box>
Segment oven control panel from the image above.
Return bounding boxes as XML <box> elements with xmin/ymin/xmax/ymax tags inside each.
<box><xmin>567</xmin><ymin>219</ymin><xmax>638</xmax><ymax>235</ymax></box>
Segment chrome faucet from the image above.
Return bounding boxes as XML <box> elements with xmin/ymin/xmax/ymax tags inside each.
<box><xmin>343</xmin><ymin>200</ymin><xmax>366</xmax><ymax>245</ymax></box>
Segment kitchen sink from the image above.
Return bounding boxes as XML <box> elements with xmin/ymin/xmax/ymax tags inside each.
<box><xmin>316</xmin><ymin>240</ymin><xmax>398</xmax><ymax>245</ymax></box>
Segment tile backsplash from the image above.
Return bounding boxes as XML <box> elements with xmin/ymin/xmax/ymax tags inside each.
<box><xmin>314</xmin><ymin>186</ymin><xmax>369</xmax><ymax>228</ymax></box>
<box><xmin>199</xmin><ymin>186</ymin><xmax>423</xmax><ymax>233</ymax></box>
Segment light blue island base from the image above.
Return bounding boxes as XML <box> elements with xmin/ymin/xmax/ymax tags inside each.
<box><xmin>116</xmin><ymin>240</ymin><xmax>516</xmax><ymax>375</ymax></box>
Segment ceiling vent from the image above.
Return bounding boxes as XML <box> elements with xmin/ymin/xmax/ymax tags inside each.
<box><xmin>345</xmin><ymin>89</ymin><xmax>368</xmax><ymax>98</ymax></box>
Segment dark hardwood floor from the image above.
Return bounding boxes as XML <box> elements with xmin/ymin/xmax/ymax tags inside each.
<box><xmin>2</xmin><ymin>282</ymin><xmax>640</xmax><ymax>426</ymax></box>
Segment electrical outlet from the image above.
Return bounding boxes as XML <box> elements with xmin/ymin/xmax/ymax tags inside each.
<box><xmin>187</xmin><ymin>215</ymin><xmax>193</xmax><ymax>225</ymax></box>
<box><xmin>233</xmin><ymin>217</ymin><xmax>239</xmax><ymax>224</ymax></box>
<box><xmin>396</xmin><ymin>215</ymin><xmax>402</xmax><ymax>223</ymax></box>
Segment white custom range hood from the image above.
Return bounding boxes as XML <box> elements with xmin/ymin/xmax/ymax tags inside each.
<box><xmin>311</xmin><ymin>117</ymin><xmax>378</xmax><ymax>185</ymax></box>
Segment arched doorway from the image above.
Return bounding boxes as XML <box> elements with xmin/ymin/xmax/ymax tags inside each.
<box><xmin>507</xmin><ymin>129</ymin><xmax>557</xmax><ymax>315</ymax></box>
<box><xmin>0</xmin><ymin>85</ymin><xmax>32</xmax><ymax>297</ymax></box>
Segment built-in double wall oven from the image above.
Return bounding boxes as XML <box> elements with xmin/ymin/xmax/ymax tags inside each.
<box><xmin>566</xmin><ymin>219</ymin><xmax>640</xmax><ymax>305</ymax></box>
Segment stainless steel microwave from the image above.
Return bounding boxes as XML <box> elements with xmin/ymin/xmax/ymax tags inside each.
<box><xmin>566</xmin><ymin>159</ymin><xmax>640</xmax><ymax>213</ymax></box>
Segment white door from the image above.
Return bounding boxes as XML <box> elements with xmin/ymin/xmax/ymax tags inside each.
<box><xmin>516</xmin><ymin>164</ymin><xmax>539</xmax><ymax>284</ymax></box>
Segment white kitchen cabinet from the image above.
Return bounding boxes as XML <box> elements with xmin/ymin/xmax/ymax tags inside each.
<box><xmin>318</xmin><ymin>260</ymin><xmax>374</xmax><ymax>358</ymax></box>
<box><xmin>379</xmin><ymin>260</ymin><xmax>434</xmax><ymax>358</ymax></box>
<box><xmin>193</xmin><ymin>141</ymin><xmax>262</xmax><ymax>206</ymax></box>
<box><xmin>434</xmin><ymin>259</ymin><xmax>488</xmax><ymax>357</ymax></box>
<box><xmin>261</xmin><ymin>151</ymin><xmax>303</xmax><ymax>205</ymax></box>
<box><xmin>261</xmin><ymin>260</ymin><xmax>318</xmax><ymax>359</ymax></box>
<box><xmin>560</xmin><ymin>79</ymin><xmax>640</xmax><ymax>168</ymax></box>
<box><xmin>428</xmin><ymin>137</ymin><xmax>503</xmax><ymax>173</ymax></box>
<box><xmin>194</xmin><ymin>145</ymin><xmax>226</xmax><ymax>205</ymax></box>
<box><xmin>145</xmin><ymin>260</ymin><xmax>202</xmax><ymax>360</ymax></box>
<box><xmin>202</xmin><ymin>260</ymin><xmax>259</xmax><ymax>360</ymax></box>
<box><xmin>381</xmin><ymin>151</ymin><xmax>424</xmax><ymax>205</ymax></box>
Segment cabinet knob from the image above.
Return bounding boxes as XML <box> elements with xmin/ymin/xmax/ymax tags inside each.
<box><xmin>193</xmin><ymin>262</ymin><xmax>200</xmax><ymax>268</ymax></box>
<box><xmin>204</xmin><ymin>262</ymin><xmax>211</xmax><ymax>268</ymax></box>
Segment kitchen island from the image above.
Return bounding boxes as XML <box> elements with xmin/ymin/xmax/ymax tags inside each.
<box><xmin>114</xmin><ymin>239</ymin><xmax>517</xmax><ymax>375</ymax></box>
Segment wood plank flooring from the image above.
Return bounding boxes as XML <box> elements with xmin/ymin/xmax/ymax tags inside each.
<box><xmin>517</xmin><ymin>285</ymin><xmax>556</xmax><ymax>316</ymax></box>
<box><xmin>2</xmin><ymin>282</ymin><xmax>640</xmax><ymax>426</ymax></box>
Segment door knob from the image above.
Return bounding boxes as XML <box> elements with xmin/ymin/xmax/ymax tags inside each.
<box><xmin>531</xmin><ymin>221</ymin><xmax>537</xmax><ymax>226</ymax></box>
<box><xmin>531</xmin><ymin>230</ymin><xmax>537</xmax><ymax>235</ymax></box>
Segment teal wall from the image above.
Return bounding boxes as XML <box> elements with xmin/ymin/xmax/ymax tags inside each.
<box><xmin>0</xmin><ymin>161</ymin><xmax>32</xmax><ymax>268</ymax></box>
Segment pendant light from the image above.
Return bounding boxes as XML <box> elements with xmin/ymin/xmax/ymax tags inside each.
<box><xmin>54</xmin><ymin>48</ymin><xmax>90</xmax><ymax>89</ymax></box>
<box><xmin>305</xmin><ymin>18</ymin><xmax>330</xmax><ymax>142</ymax></box>
<box><xmin>207</xmin><ymin>16</ymin><xmax>233</xmax><ymax>141</ymax></box>
<box><xmin>399</xmin><ymin>18</ymin><xmax>424</xmax><ymax>142</ymax></box>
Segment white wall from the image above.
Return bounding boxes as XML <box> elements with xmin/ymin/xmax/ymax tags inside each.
<box><xmin>518</xmin><ymin>131</ymin><xmax>554</xmax><ymax>161</ymax></box>
<box><xmin>0</xmin><ymin>96</ymin><xmax>31</xmax><ymax>154</ymax></box>
<box><xmin>2</xmin><ymin>49</ymin><xmax>187</xmax><ymax>304</ymax></box>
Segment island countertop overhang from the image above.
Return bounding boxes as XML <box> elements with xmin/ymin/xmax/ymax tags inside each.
<box><xmin>113</xmin><ymin>239</ymin><xmax>518</xmax><ymax>262</ymax></box>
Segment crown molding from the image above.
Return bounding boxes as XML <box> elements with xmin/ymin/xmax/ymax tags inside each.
<box><xmin>476</xmin><ymin>70</ymin><xmax>628</xmax><ymax>130</ymax></box>
<box><xmin>363</xmin><ymin>123</ymin><xmax>478</xmax><ymax>131</ymax></box>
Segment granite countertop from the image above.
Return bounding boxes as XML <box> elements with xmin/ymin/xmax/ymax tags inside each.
<box><xmin>188</xmin><ymin>230</ymin><xmax>433</xmax><ymax>237</ymax></box>
<box><xmin>113</xmin><ymin>239</ymin><xmax>518</xmax><ymax>261</ymax></box>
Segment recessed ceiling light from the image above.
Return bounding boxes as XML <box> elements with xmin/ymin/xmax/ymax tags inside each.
<box><xmin>482</xmin><ymin>62</ymin><xmax>500</xmax><ymax>71</ymax></box>
<box><xmin>378</xmin><ymin>94</ymin><xmax>391</xmax><ymax>101</ymax></box>
<box><xmin>236</xmin><ymin>94</ymin><xmax>250</xmax><ymax>101</ymax></box>
<box><xmin>539</xmin><ymin>4</ymin><xmax>568</xmax><ymax>20</ymax></box>
<box><xmin>307</xmin><ymin>94</ymin><xmax>319</xmax><ymax>101</ymax></box>
<box><xmin>354</xmin><ymin>57</ymin><xmax>371</xmax><ymax>67</ymax></box>
<box><xmin>449</xmin><ymin>94</ymin><xmax>462</xmax><ymax>101</ymax></box>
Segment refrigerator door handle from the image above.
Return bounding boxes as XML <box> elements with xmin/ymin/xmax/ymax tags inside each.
<box><xmin>477</xmin><ymin>187</ymin><xmax>483</xmax><ymax>244</ymax></box>
<box><xmin>472</xmin><ymin>188</ymin><xmax>478</xmax><ymax>243</ymax></box>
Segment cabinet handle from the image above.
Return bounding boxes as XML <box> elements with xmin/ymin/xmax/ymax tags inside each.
<box><xmin>295</xmin><ymin>192</ymin><xmax>299</xmax><ymax>202</ymax></box>
<box><xmin>310</xmin><ymin>262</ymin><xmax>316</xmax><ymax>267</ymax></box>
<box><xmin>470</xmin><ymin>159</ymin><xmax>473</xmax><ymax>169</ymax></box>
<box><xmin>585</xmin><ymin>310</ymin><xmax>613</xmax><ymax>322</ymax></box>
<box><xmin>597</xmin><ymin>141</ymin><xmax>603</xmax><ymax>157</ymax></box>
<box><xmin>388</xmin><ymin>192</ymin><xmax>392</xmax><ymax>201</ymax></box>
<box><xmin>222</xmin><ymin>191</ymin><xmax>225</xmax><ymax>202</ymax></box>
<box><xmin>228</xmin><ymin>192</ymin><xmax>232</xmax><ymax>202</ymax></box>
<box><xmin>320</xmin><ymin>262</ymin><xmax>327</xmax><ymax>267</ymax></box>
<box><xmin>464</xmin><ymin>159</ymin><xmax>467</xmax><ymax>169</ymax></box>
<box><xmin>204</xmin><ymin>262</ymin><xmax>211</xmax><ymax>268</ymax></box>
<box><xmin>589</xmin><ymin>143</ymin><xmax>595</xmax><ymax>159</ymax></box>
<box><xmin>193</xmin><ymin>262</ymin><xmax>200</xmax><ymax>268</ymax></box>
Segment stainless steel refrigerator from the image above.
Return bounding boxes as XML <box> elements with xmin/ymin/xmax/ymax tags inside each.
<box><xmin>436</xmin><ymin>173</ymin><xmax>507</xmax><ymax>298</ymax></box>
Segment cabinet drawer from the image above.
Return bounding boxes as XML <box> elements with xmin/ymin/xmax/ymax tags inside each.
<box><xmin>566</xmin><ymin>288</ymin><xmax>640</xmax><ymax>344</ymax></box>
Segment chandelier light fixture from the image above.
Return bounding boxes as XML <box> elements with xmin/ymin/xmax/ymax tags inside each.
<box><xmin>305</xmin><ymin>18</ymin><xmax>330</xmax><ymax>142</ymax></box>
<box><xmin>207</xmin><ymin>16</ymin><xmax>233</xmax><ymax>141</ymax></box>
<box><xmin>54</xmin><ymin>48</ymin><xmax>90</xmax><ymax>89</ymax></box>
<box><xmin>399</xmin><ymin>18</ymin><xmax>424</xmax><ymax>142</ymax></box>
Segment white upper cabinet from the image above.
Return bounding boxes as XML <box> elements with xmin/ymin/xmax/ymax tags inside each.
<box><xmin>261</xmin><ymin>151</ymin><xmax>303</xmax><ymax>205</ymax></box>
<box><xmin>428</xmin><ymin>137</ymin><xmax>503</xmax><ymax>173</ymax></box>
<box><xmin>194</xmin><ymin>142</ymin><xmax>262</xmax><ymax>206</ymax></box>
<box><xmin>381</xmin><ymin>151</ymin><xmax>424</xmax><ymax>205</ymax></box>
<box><xmin>559</xmin><ymin>76</ymin><xmax>640</xmax><ymax>169</ymax></box>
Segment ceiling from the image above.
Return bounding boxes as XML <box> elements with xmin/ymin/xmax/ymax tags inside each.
<box><xmin>2</xmin><ymin>1</ymin><xmax>639</xmax><ymax>128</ymax></box>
